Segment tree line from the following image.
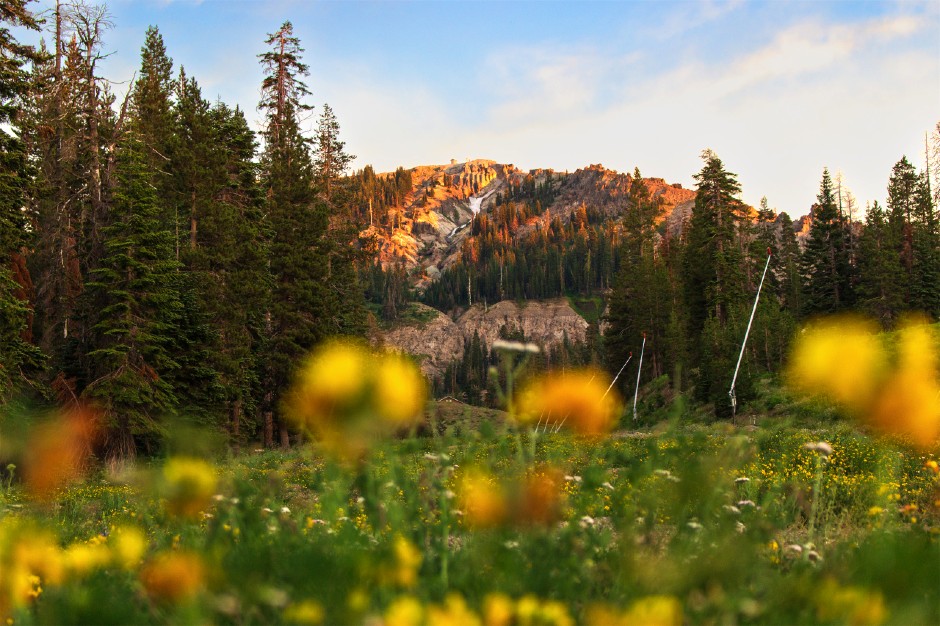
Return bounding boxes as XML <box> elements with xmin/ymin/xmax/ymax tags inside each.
<box><xmin>1</xmin><ymin>2</ymin><xmax>366</xmax><ymax>458</ymax></box>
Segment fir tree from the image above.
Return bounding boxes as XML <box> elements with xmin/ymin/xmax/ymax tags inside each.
<box><xmin>82</xmin><ymin>134</ymin><xmax>182</xmax><ymax>459</ymax></box>
<box><xmin>857</xmin><ymin>201</ymin><xmax>905</xmax><ymax>327</ymax></box>
<box><xmin>0</xmin><ymin>0</ymin><xmax>45</xmax><ymax>399</ymax></box>
<box><xmin>802</xmin><ymin>168</ymin><xmax>855</xmax><ymax>315</ymax></box>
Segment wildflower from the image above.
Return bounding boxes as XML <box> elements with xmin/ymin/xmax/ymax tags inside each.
<box><xmin>283</xmin><ymin>600</ymin><xmax>325</xmax><ymax>625</ymax></box>
<box><xmin>285</xmin><ymin>341</ymin><xmax>427</xmax><ymax>462</ymax></box>
<box><xmin>385</xmin><ymin>595</ymin><xmax>424</xmax><ymax>626</ymax></box>
<box><xmin>62</xmin><ymin>541</ymin><xmax>110</xmax><ymax>577</ymax></box>
<box><xmin>803</xmin><ymin>441</ymin><xmax>833</xmax><ymax>456</ymax></box>
<box><xmin>925</xmin><ymin>460</ymin><xmax>939</xmax><ymax>474</ymax></box>
<box><xmin>374</xmin><ymin>353</ymin><xmax>427</xmax><ymax>427</ymax></box>
<box><xmin>514</xmin><ymin>369</ymin><xmax>621</xmax><ymax>435</ymax></box>
<box><xmin>390</xmin><ymin>535</ymin><xmax>423</xmax><ymax>589</ymax></box>
<box><xmin>426</xmin><ymin>593</ymin><xmax>480</xmax><ymax>626</ymax></box>
<box><xmin>869</xmin><ymin>322</ymin><xmax>940</xmax><ymax>448</ymax></box>
<box><xmin>816</xmin><ymin>580</ymin><xmax>886</xmax><ymax>626</ymax></box>
<box><xmin>518</xmin><ymin>467</ymin><xmax>565</xmax><ymax>526</ymax></box>
<box><xmin>786</xmin><ymin>316</ymin><xmax>885</xmax><ymax>413</ymax></box>
<box><xmin>483</xmin><ymin>593</ymin><xmax>514</xmax><ymax>626</ymax></box>
<box><xmin>140</xmin><ymin>552</ymin><xmax>205</xmax><ymax>604</ymax></box>
<box><xmin>161</xmin><ymin>457</ymin><xmax>217</xmax><ymax>519</ymax></box>
<box><xmin>110</xmin><ymin>525</ymin><xmax>147</xmax><ymax>570</ymax></box>
<box><xmin>457</xmin><ymin>469</ymin><xmax>508</xmax><ymax>529</ymax></box>
<box><xmin>622</xmin><ymin>595</ymin><xmax>683</xmax><ymax>626</ymax></box>
<box><xmin>22</xmin><ymin>406</ymin><xmax>98</xmax><ymax>500</ymax></box>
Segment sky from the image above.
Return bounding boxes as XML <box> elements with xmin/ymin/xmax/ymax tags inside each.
<box><xmin>19</xmin><ymin>0</ymin><xmax>940</xmax><ymax>217</ymax></box>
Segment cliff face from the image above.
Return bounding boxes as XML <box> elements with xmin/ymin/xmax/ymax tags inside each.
<box><xmin>383</xmin><ymin>299</ymin><xmax>589</xmax><ymax>378</ymax></box>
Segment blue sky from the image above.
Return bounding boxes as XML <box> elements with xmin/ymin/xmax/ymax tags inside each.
<box><xmin>21</xmin><ymin>0</ymin><xmax>940</xmax><ymax>216</ymax></box>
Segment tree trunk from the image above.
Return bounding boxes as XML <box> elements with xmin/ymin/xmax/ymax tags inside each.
<box><xmin>278</xmin><ymin>420</ymin><xmax>290</xmax><ymax>449</ymax></box>
<box><xmin>263</xmin><ymin>410</ymin><xmax>274</xmax><ymax>448</ymax></box>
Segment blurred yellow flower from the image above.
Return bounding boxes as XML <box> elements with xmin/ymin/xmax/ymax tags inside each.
<box><xmin>620</xmin><ymin>595</ymin><xmax>683</xmax><ymax>626</ymax></box>
<box><xmin>457</xmin><ymin>469</ymin><xmax>508</xmax><ymax>529</ymax></box>
<box><xmin>140</xmin><ymin>551</ymin><xmax>205</xmax><ymax>604</ymax></box>
<box><xmin>426</xmin><ymin>593</ymin><xmax>481</xmax><ymax>626</ymax></box>
<box><xmin>23</xmin><ymin>406</ymin><xmax>99</xmax><ymax>501</ymax></box>
<box><xmin>788</xmin><ymin>317</ymin><xmax>940</xmax><ymax>449</ymax></box>
<box><xmin>787</xmin><ymin>316</ymin><xmax>885</xmax><ymax>413</ymax></box>
<box><xmin>110</xmin><ymin>525</ymin><xmax>147</xmax><ymax>570</ymax></box>
<box><xmin>518</xmin><ymin>467</ymin><xmax>566</xmax><ymax>527</ymax></box>
<box><xmin>391</xmin><ymin>535</ymin><xmax>423</xmax><ymax>589</ymax></box>
<box><xmin>290</xmin><ymin>340</ymin><xmax>370</xmax><ymax>429</ymax></box>
<box><xmin>483</xmin><ymin>593</ymin><xmax>514</xmax><ymax>626</ymax></box>
<box><xmin>62</xmin><ymin>541</ymin><xmax>110</xmax><ymax>577</ymax></box>
<box><xmin>869</xmin><ymin>323</ymin><xmax>940</xmax><ymax>448</ymax></box>
<box><xmin>515</xmin><ymin>369</ymin><xmax>620</xmax><ymax>435</ymax></box>
<box><xmin>285</xmin><ymin>342</ymin><xmax>427</xmax><ymax>462</ymax></box>
<box><xmin>375</xmin><ymin>353</ymin><xmax>427</xmax><ymax>427</ymax></box>
<box><xmin>816</xmin><ymin>580</ymin><xmax>886</xmax><ymax>626</ymax></box>
<box><xmin>162</xmin><ymin>457</ymin><xmax>218</xmax><ymax>519</ymax></box>
<box><xmin>385</xmin><ymin>595</ymin><xmax>424</xmax><ymax>626</ymax></box>
<box><xmin>283</xmin><ymin>600</ymin><xmax>325</xmax><ymax>625</ymax></box>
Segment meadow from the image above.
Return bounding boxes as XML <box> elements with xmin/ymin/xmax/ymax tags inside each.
<box><xmin>1</xmin><ymin>322</ymin><xmax>939</xmax><ymax>625</ymax></box>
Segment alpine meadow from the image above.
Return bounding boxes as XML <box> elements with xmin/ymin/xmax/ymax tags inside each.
<box><xmin>2</xmin><ymin>1</ymin><xmax>940</xmax><ymax>624</ymax></box>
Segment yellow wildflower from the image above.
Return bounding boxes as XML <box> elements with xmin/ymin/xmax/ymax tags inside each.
<box><xmin>515</xmin><ymin>369</ymin><xmax>620</xmax><ymax>435</ymax></box>
<box><xmin>110</xmin><ymin>525</ymin><xmax>147</xmax><ymax>570</ymax></box>
<box><xmin>621</xmin><ymin>595</ymin><xmax>683</xmax><ymax>626</ymax></box>
<box><xmin>162</xmin><ymin>457</ymin><xmax>217</xmax><ymax>519</ymax></box>
<box><xmin>140</xmin><ymin>551</ymin><xmax>205</xmax><ymax>604</ymax></box>
<box><xmin>457</xmin><ymin>468</ymin><xmax>508</xmax><ymax>529</ymax></box>
<box><xmin>375</xmin><ymin>353</ymin><xmax>427</xmax><ymax>427</ymax></box>
<box><xmin>391</xmin><ymin>535</ymin><xmax>423</xmax><ymax>589</ymax></box>
<box><xmin>483</xmin><ymin>593</ymin><xmax>514</xmax><ymax>626</ymax></box>
<box><xmin>283</xmin><ymin>600</ymin><xmax>325</xmax><ymax>625</ymax></box>
<box><xmin>816</xmin><ymin>580</ymin><xmax>886</xmax><ymax>626</ymax></box>
<box><xmin>786</xmin><ymin>316</ymin><xmax>885</xmax><ymax>413</ymax></box>
<box><xmin>62</xmin><ymin>541</ymin><xmax>110</xmax><ymax>577</ymax></box>
<box><xmin>426</xmin><ymin>593</ymin><xmax>481</xmax><ymax>626</ymax></box>
<box><xmin>385</xmin><ymin>595</ymin><xmax>424</xmax><ymax>626</ymax></box>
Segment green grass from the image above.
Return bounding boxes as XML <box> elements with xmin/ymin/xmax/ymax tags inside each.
<box><xmin>2</xmin><ymin>416</ymin><xmax>938</xmax><ymax>625</ymax></box>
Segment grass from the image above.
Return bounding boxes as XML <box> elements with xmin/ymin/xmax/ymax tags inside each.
<box><xmin>1</xmin><ymin>414</ymin><xmax>938</xmax><ymax>625</ymax></box>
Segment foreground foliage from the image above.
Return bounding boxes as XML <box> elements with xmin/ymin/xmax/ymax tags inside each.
<box><xmin>2</xmin><ymin>417</ymin><xmax>938</xmax><ymax>625</ymax></box>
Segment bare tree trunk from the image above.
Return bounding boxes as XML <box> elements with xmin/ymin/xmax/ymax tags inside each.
<box><xmin>263</xmin><ymin>410</ymin><xmax>274</xmax><ymax>448</ymax></box>
<box><xmin>279</xmin><ymin>421</ymin><xmax>290</xmax><ymax>449</ymax></box>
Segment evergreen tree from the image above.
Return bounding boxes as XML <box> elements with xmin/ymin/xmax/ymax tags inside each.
<box><xmin>313</xmin><ymin>103</ymin><xmax>355</xmax><ymax>203</ymax></box>
<box><xmin>82</xmin><ymin>135</ymin><xmax>182</xmax><ymax>460</ymax></box>
<box><xmin>802</xmin><ymin>168</ymin><xmax>855</xmax><ymax>315</ymax></box>
<box><xmin>0</xmin><ymin>0</ymin><xmax>45</xmax><ymax>399</ymax></box>
<box><xmin>258</xmin><ymin>22</ymin><xmax>331</xmax><ymax>448</ymax></box>
<box><xmin>910</xmin><ymin>172</ymin><xmax>940</xmax><ymax>318</ymax></box>
<box><xmin>857</xmin><ymin>201</ymin><xmax>905</xmax><ymax>327</ymax></box>
<box><xmin>681</xmin><ymin>151</ymin><xmax>751</xmax><ymax>413</ymax></box>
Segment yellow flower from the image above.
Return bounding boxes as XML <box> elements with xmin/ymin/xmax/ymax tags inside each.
<box><xmin>483</xmin><ymin>593</ymin><xmax>514</xmax><ymax>626</ymax></box>
<box><xmin>816</xmin><ymin>580</ymin><xmax>886</xmax><ymax>626</ymax></box>
<box><xmin>514</xmin><ymin>369</ymin><xmax>620</xmax><ymax>435</ymax></box>
<box><xmin>869</xmin><ymin>322</ymin><xmax>940</xmax><ymax>449</ymax></box>
<box><xmin>426</xmin><ymin>593</ymin><xmax>481</xmax><ymax>626</ymax></box>
<box><xmin>62</xmin><ymin>542</ymin><xmax>110</xmax><ymax>577</ymax></box>
<box><xmin>140</xmin><ymin>551</ymin><xmax>205</xmax><ymax>604</ymax></box>
<box><xmin>283</xmin><ymin>600</ymin><xmax>325</xmax><ymax>625</ymax></box>
<box><xmin>392</xmin><ymin>535</ymin><xmax>423</xmax><ymax>589</ymax></box>
<box><xmin>621</xmin><ymin>595</ymin><xmax>683</xmax><ymax>626</ymax></box>
<box><xmin>786</xmin><ymin>316</ymin><xmax>885</xmax><ymax>413</ymax></box>
<box><xmin>517</xmin><ymin>467</ymin><xmax>566</xmax><ymax>527</ymax></box>
<box><xmin>162</xmin><ymin>457</ymin><xmax>217</xmax><ymax>519</ymax></box>
<box><xmin>374</xmin><ymin>353</ymin><xmax>427</xmax><ymax>427</ymax></box>
<box><xmin>385</xmin><ymin>595</ymin><xmax>424</xmax><ymax>626</ymax></box>
<box><xmin>110</xmin><ymin>526</ymin><xmax>147</xmax><ymax>570</ymax></box>
<box><xmin>457</xmin><ymin>469</ymin><xmax>508</xmax><ymax>529</ymax></box>
<box><xmin>23</xmin><ymin>406</ymin><xmax>98</xmax><ymax>501</ymax></box>
<box><xmin>287</xmin><ymin>340</ymin><xmax>370</xmax><ymax>430</ymax></box>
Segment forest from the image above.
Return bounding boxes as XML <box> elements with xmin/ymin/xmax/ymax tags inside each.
<box><xmin>2</xmin><ymin>2</ymin><xmax>940</xmax><ymax>625</ymax></box>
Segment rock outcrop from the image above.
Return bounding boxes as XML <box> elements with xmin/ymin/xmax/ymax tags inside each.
<box><xmin>383</xmin><ymin>299</ymin><xmax>589</xmax><ymax>379</ymax></box>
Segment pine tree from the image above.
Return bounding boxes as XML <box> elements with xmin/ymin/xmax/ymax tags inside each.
<box><xmin>802</xmin><ymin>168</ymin><xmax>855</xmax><ymax>315</ymax></box>
<box><xmin>258</xmin><ymin>22</ymin><xmax>331</xmax><ymax>448</ymax></box>
<box><xmin>313</xmin><ymin>103</ymin><xmax>355</xmax><ymax>203</ymax></box>
<box><xmin>0</xmin><ymin>0</ymin><xmax>45</xmax><ymax>399</ymax></box>
<box><xmin>681</xmin><ymin>151</ymin><xmax>751</xmax><ymax>413</ymax></box>
<box><xmin>82</xmin><ymin>134</ymin><xmax>182</xmax><ymax>459</ymax></box>
<box><xmin>857</xmin><ymin>201</ymin><xmax>905</xmax><ymax>327</ymax></box>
